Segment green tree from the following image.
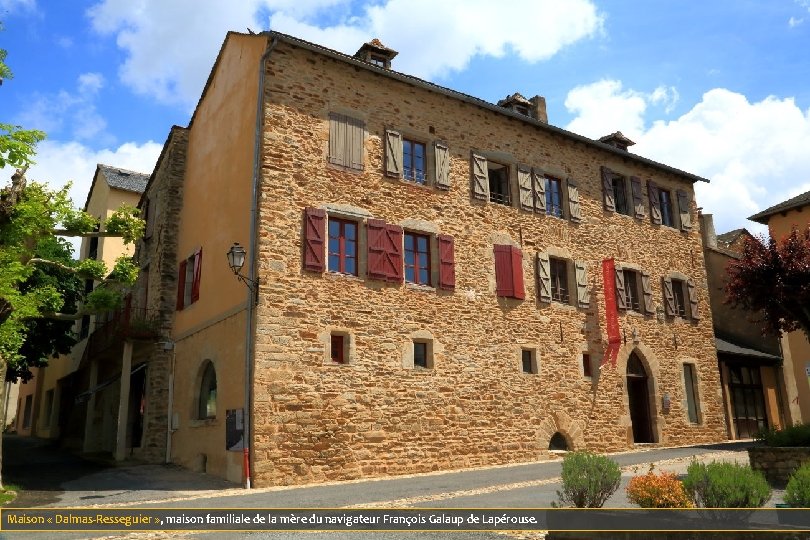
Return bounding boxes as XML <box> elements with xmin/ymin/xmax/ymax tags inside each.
<box><xmin>0</xmin><ymin>29</ymin><xmax>145</xmax><ymax>488</ymax></box>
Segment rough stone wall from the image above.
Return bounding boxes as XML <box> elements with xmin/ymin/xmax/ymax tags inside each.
<box><xmin>131</xmin><ymin>127</ymin><xmax>188</xmax><ymax>462</ymax></box>
<box><xmin>749</xmin><ymin>447</ymin><xmax>810</xmax><ymax>487</ymax></box>
<box><xmin>251</xmin><ymin>43</ymin><xmax>727</xmax><ymax>486</ymax></box>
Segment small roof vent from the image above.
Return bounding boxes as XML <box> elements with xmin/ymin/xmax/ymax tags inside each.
<box><xmin>599</xmin><ymin>131</ymin><xmax>635</xmax><ymax>152</ymax></box>
<box><xmin>354</xmin><ymin>39</ymin><xmax>398</xmax><ymax>69</ymax></box>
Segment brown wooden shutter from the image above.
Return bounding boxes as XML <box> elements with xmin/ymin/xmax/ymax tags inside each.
<box><xmin>176</xmin><ymin>259</ymin><xmax>187</xmax><ymax>311</ymax></box>
<box><xmin>601</xmin><ymin>166</ymin><xmax>615</xmax><ymax>212</ymax></box>
<box><xmin>532</xmin><ymin>170</ymin><xmax>546</xmax><ymax>213</ymax></box>
<box><xmin>614</xmin><ymin>265</ymin><xmax>627</xmax><ymax>310</ymax></box>
<box><xmin>575</xmin><ymin>260</ymin><xmax>589</xmax><ymax>308</ymax></box>
<box><xmin>687</xmin><ymin>278</ymin><xmax>700</xmax><ymax>320</ymax></box>
<box><xmin>677</xmin><ymin>189</ymin><xmax>692</xmax><ymax>231</ymax></box>
<box><xmin>536</xmin><ymin>252</ymin><xmax>552</xmax><ymax>302</ymax></box>
<box><xmin>303</xmin><ymin>207</ymin><xmax>326</xmax><ymax>273</ymax></box>
<box><xmin>631</xmin><ymin>176</ymin><xmax>645</xmax><ymax>219</ymax></box>
<box><xmin>367</xmin><ymin>219</ymin><xmax>387</xmax><ymax>280</ymax></box>
<box><xmin>641</xmin><ymin>270</ymin><xmax>654</xmax><ymax>314</ymax></box>
<box><xmin>348</xmin><ymin>116</ymin><xmax>365</xmax><ymax>171</ymax></box>
<box><xmin>385</xmin><ymin>224</ymin><xmax>404</xmax><ymax>282</ymax></box>
<box><xmin>568</xmin><ymin>181</ymin><xmax>582</xmax><ymax>223</ymax></box>
<box><xmin>662</xmin><ymin>276</ymin><xmax>676</xmax><ymax>316</ymax></box>
<box><xmin>437</xmin><ymin>234</ymin><xmax>455</xmax><ymax>290</ymax></box>
<box><xmin>471</xmin><ymin>153</ymin><xmax>489</xmax><ymax>200</ymax></box>
<box><xmin>191</xmin><ymin>248</ymin><xmax>202</xmax><ymax>303</ymax></box>
<box><xmin>517</xmin><ymin>166</ymin><xmax>533</xmax><ymax>211</ymax></box>
<box><xmin>384</xmin><ymin>129</ymin><xmax>403</xmax><ymax>177</ymax></box>
<box><xmin>328</xmin><ymin>113</ymin><xmax>346</xmax><ymax>167</ymax></box>
<box><xmin>511</xmin><ymin>246</ymin><xmax>525</xmax><ymax>300</ymax></box>
<box><xmin>494</xmin><ymin>245</ymin><xmax>513</xmax><ymax>297</ymax></box>
<box><xmin>434</xmin><ymin>143</ymin><xmax>450</xmax><ymax>190</ymax></box>
<box><xmin>648</xmin><ymin>180</ymin><xmax>662</xmax><ymax>225</ymax></box>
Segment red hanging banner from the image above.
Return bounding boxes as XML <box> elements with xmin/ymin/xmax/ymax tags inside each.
<box><xmin>602</xmin><ymin>258</ymin><xmax>621</xmax><ymax>367</ymax></box>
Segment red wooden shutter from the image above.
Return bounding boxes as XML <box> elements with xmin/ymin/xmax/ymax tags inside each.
<box><xmin>510</xmin><ymin>246</ymin><xmax>525</xmax><ymax>300</ymax></box>
<box><xmin>367</xmin><ymin>219</ymin><xmax>387</xmax><ymax>280</ymax></box>
<box><xmin>176</xmin><ymin>259</ymin><xmax>187</xmax><ymax>311</ymax></box>
<box><xmin>385</xmin><ymin>224</ymin><xmax>404</xmax><ymax>282</ymax></box>
<box><xmin>191</xmin><ymin>248</ymin><xmax>202</xmax><ymax>303</ymax></box>
<box><xmin>437</xmin><ymin>234</ymin><xmax>455</xmax><ymax>290</ymax></box>
<box><xmin>303</xmin><ymin>207</ymin><xmax>326</xmax><ymax>272</ymax></box>
<box><xmin>494</xmin><ymin>245</ymin><xmax>513</xmax><ymax>297</ymax></box>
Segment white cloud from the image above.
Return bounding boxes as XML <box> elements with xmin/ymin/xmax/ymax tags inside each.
<box><xmin>565</xmin><ymin>81</ymin><xmax>810</xmax><ymax>236</ymax></box>
<box><xmin>86</xmin><ymin>0</ymin><xmax>602</xmax><ymax>107</ymax></box>
<box><xmin>789</xmin><ymin>16</ymin><xmax>804</xmax><ymax>27</ymax></box>
<box><xmin>1</xmin><ymin>139</ymin><xmax>162</xmax><ymax>256</ymax></box>
<box><xmin>16</xmin><ymin>72</ymin><xmax>110</xmax><ymax>144</ymax></box>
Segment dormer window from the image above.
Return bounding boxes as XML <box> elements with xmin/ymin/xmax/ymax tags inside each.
<box><xmin>353</xmin><ymin>39</ymin><xmax>398</xmax><ymax>69</ymax></box>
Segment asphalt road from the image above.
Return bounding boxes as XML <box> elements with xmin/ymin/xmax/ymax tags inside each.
<box><xmin>0</xmin><ymin>436</ymin><xmax>765</xmax><ymax>540</ymax></box>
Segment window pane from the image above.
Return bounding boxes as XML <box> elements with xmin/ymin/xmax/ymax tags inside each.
<box><xmin>417</xmin><ymin>236</ymin><xmax>428</xmax><ymax>252</ymax></box>
<box><xmin>329</xmin><ymin>219</ymin><xmax>340</xmax><ymax>236</ymax></box>
<box><xmin>414</xmin><ymin>342</ymin><xmax>427</xmax><ymax>368</ymax></box>
<box><xmin>405</xmin><ymin>250</ymin><xmax>415</xmax><ymax>266</ymax></box>
<box><xmin>404</xmin><ymin>234</ymin><xmax>414</xmax><ymax>250</ymax></box>
<box><xmin>345</xmin><ymin>257</ymin><xmax>356</xmax><ymax>275</ymax></box>
<box><xmin>328</xmin><ymin>237</ymin><xmax>339</xmax><ymax>253</ymax></box>
<box><xmin>345</xmin><ymin>239</ymin><xmax>356</xmax><ymax>257</ymax></box>
<box><xmin>419</xmin><ymin>268</ymin><xmax>429</xmax><ymax>284</ymax></box>
<box><xmin>345</xmin><ymin>222</ymin><xmax>356</xmax><ymax>240</ymax></box>
<box><xmin>328</xmin><ymin>254</ymin><xmax>340</xmax><ymax>271</ymax></box>
<box><xmin>405</xmin><ymin>267</ymin><xmax>415</xmax><ymax>282</ymax></box>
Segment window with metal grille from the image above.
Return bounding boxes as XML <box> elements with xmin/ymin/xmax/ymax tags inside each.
<box><xmin>623</xmin><ymin>269</ymin><xmax>641</xmax><ymax>311</ymax></box>
<box><xmin>403</xmin><ymin>138</ymin><xmax>427</xmax><ymax>184</ymax></box>
<box><xmin>550</xmin><ymin>257</ymin><xmax>570</xmax><ymax>303</ymax></box>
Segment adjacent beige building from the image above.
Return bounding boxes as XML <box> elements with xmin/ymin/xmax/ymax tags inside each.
<box><xmin>750</xmin><ymin>190</ymin><xmax>810</xmax><ymax>424</ymax></box>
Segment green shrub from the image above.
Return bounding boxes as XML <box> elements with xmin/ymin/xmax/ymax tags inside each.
<box><xmin>756</xmin><ymin>424</ymin><xmax>810</xmax><ymax>447</ymax></box>
<box><xmin>626</xmin><ymin>467</ymin><xmax>694</xmax><ymax>508</ymax></box>
<box><xmin>682</xmin><ymin>460</ymin><xmax>771</xmax><ymax>508</ymax></box>
<box><xmin>785</xmin><ymin>462</ymin><xmax>810</xmax><ymax>507</ymax></box>
<box><xmin>555</xmin><ymin>451</ymin><xmax>621</xmax><ymax>508</ymax></box>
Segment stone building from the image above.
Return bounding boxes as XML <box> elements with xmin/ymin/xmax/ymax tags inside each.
<box><xmin>750</xmin><ymin>189</ymin><xmax>810</xmax><ymax>424</ymax></box>
<box><xmin>156</xmin><ymin>31</ymin><xmax>727</xmax><ymax>486</ymax></box>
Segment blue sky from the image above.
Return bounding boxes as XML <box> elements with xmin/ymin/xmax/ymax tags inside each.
<box><xmin>2</xmin><ymin>0</ymin><xmax>810</xmax><ymax>238</ymax></box>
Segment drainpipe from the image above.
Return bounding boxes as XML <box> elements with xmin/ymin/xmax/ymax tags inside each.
<box><xmin>242</xmin><ymin>34</ymin><xmax>279</xmax><ymax>490</ymax></box>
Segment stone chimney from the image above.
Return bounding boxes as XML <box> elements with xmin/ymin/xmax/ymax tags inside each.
<box><xmin>598</xmin><ymin>131</ymin><xmax>635</xmax><ymax>152</ymax></box>
<box><xmin>497</xmin><ymin>93</ymin><xmax>548</xmax><ymax>122</ymax></box>
<box><xmin>699</xmin><ymin>213</ymin><xmax>718</xmax><ymax>249</ymax></box>
<box><xmin>353</xmin><ymin>39</ymin><xmax>398</xmax><ymax>69</ymax></box>
<box><xmin>530</xmin><ymin>95</ymin><xmax>547</xmax><ymax>123</ymax></box>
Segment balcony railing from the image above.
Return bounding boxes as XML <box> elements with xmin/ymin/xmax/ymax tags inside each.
<box><xmin>84</xmin><ymin>296</ymin><xmax>161</xmax><ymax>358</ymax></box>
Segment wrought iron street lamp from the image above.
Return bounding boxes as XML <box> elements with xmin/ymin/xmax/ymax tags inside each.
<box><xmin>227</xmin><ymin>242</ymin><xmax>258</xmax><ymax>293</ymax></box>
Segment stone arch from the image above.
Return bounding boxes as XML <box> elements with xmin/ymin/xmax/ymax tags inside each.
<box><xmin>615</xmin><ymin>343</ymin><xmax>664</xmax><ymax>444</ymax></box>
<box><xmin>537</xmin><ymin>409</ymin><xmax>586</xmax><ymax>451</ymax></box>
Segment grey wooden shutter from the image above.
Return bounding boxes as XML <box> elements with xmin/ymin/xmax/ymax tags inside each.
<box><xmin>536</xmin><ymin>252</ymin><xmax>552</xmax><ymax>302</ymax></box>
<box><xmin>575</xmin><ymin>260</ymin><xmax>589</xmax><ymax>308</ymax></box>
<box><xmin>601</xmin><ymin>166</ymin><xmax>615</xmax><ymax>212</ymax></box>
<box><xmin>517</xmin><ymin>166</ymin><xmax>533</xmax><ymax>211</ymax></box>
<box><xmin>385</xmin><ymin>129</ymin><xmax>403</xmax><ymax>177</ymax></box>
<box><xmin>677</xmin><ymin>189</ymin><xmax>692</xmax><ymax>231</ymax></box>
<box><xmin>641</xmin><ymin>270</ymin><xmax>654</xmax><ymax>314</ymax></box>
<box><xmin>631</xmin><ymin>176</ymin><xmax>645</xmax><ymax>219</ymax></box>
<box><xmin>328</xmin><ymin>113</ymin><xmax>346</xmax><ymax>166</ymax></box>
<box><xmin>348</xmin><ymin>116</ymin><xmax>365</xmax><ymax>171</ymax></box>
<box><xmin>614</xmin><ymin>265</ymin><xmax>627</xmax><ymax>310</ymax></box>
<box><xmin>532</xmin><ymin>170</ymin><xmax>546</xmax><ymax>213</ymax></box>
<box><xmin>434</xmin><ymin>142</ymin><xmax>450</xmax><ymax>190</ymax></box>
<box><xmin>662</xmin><ymin>276</ymin><xmax>676</xmax><ymax>316</ymax></box>
<box><xmin>568</xmin><ymin>181</ymin><xmax>582</xmax><ymax>223</ymax></box>
<box><xmin>648</xmin><ymin>180</ymin><xmax>662</xmax><ymax>225</ymax></box>
<box><xmin>471</xmin><ymin>153</ymin><xmax>489</xmax><ymax>200</ymax></box>
<box><xmin>687</xmin><ymin>278</ymin><xmax>700</xmax><ymax>320</ymax></box>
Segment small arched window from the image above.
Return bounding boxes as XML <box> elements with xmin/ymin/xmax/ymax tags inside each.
<box><xmin>198</xmin><ymin>361</ymin><xmax>217</xmax><ymax>419</ymax></box>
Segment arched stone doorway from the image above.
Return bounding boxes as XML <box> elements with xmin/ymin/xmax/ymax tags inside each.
<box><xmin>627</xmin><ymin>352</ymin><xmax>654</xmax><ymax>443</ymax></box>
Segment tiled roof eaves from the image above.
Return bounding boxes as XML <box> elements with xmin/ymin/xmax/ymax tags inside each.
<box><xmin>267</xmin><ymin>31</ymin><xmax>710</xmax><ymax>185</ymax></box>
<box><xmin>748</xmin><ymin>189</ymin><xmax>810</xmax><ymax>224</ymax></box>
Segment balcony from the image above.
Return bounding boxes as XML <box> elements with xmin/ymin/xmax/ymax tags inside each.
<box><xmin>84</xmin><ymin>297</ymin><xmax>161</xmax><ymax>358</ymax></box>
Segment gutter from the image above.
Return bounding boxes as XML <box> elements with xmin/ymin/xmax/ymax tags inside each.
<box><xmin>242</xmin><ymin>34</ymin><xmax>279</xmax><ymax>490</ymax></box>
